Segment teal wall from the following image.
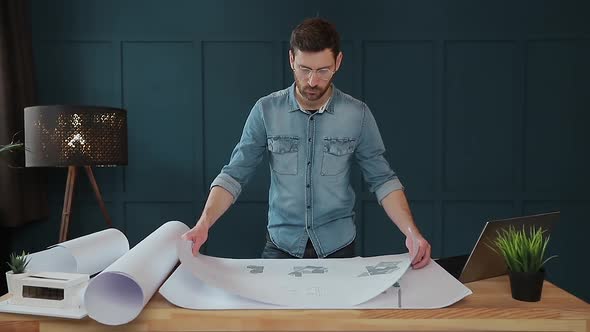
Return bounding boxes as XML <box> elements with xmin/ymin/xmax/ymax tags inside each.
<box><xmin>11</xmin><ymin>0</ymin><xmax>589</xmax><ymax>302</ymax></box>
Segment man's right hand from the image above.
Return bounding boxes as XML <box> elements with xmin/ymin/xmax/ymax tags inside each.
<box><xmin>181</xmin><ymin>220</ymin><xmax>210</xmax><ymax>256</ymax></box>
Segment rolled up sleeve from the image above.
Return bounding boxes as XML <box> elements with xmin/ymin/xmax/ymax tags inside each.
<box><xmin>210</xmin><ymin>173</ymin><xmax>242</xmax><ymax>202</ymax></box>
<box><xmin>355</xmin><ymin>104</ymin><xmax>404</xmax><ymax>205</ymax></box>
<box><xmin>210</xmin><ymin>101</ymin><xmax>267</xmax><ymax>203</ymax></box>
<box><xmin>375</xmin><ymin>178</ymin><xmax>404</xmax><ymax>204</ymax></box>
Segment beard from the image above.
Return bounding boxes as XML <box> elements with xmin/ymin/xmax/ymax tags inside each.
<box><xmin>294</xmin><ymin>77</ymin><xmax>332</xmax><ymax>102</ymax></box>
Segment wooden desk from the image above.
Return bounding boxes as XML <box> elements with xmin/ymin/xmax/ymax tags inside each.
<box><xmin>0</xmin><ymin>276</ymin><xmax>588</xmax><ymax>332</ymax></box>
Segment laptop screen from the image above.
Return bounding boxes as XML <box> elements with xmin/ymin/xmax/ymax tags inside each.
<box><xmin>458</xmin><ymin>211</ymin><xmax>559</xmax><ymax>283</ymax></box>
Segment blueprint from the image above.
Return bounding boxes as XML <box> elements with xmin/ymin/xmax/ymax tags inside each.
<box><xmin>160</xmin><ymin>260</ymin><xmax>471</xmax><ymax>309</ymax></box>
<box><xmin>176</xmin><ymin>240</ymin><xmax>413</xmax><ymax>307</ymax></box>
<box><xmin>162</xmin><ymin>241</ymin><xmax>472</xmax><ymax>309</ymax></box>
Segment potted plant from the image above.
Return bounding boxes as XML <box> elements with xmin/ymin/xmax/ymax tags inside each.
<box><xmin>490</xmin><ymin>225</ymin><xmax>557</xmax><ymax>302</ymax></box>
<box><xmin>0</xmin><ymin>141</ymin><xmax>23</xmax><ymax>156</ymax></box>
<box><xmin>5</xmin><ymin>251</ymin><xmax>31</xmax><ymax>295</ymax></box>
<box><xmin>0</xmin><ymin>132</ymin><xmax>24</xmax><ymax>158</ymax></box>
<box><xmin>0</xmin><ymin>138</ymin><xmax>24</xmax><ymax>168</ymax></box>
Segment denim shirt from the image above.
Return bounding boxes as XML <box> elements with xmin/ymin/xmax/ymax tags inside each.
<box><xmin>211</xmin><ymin>83</ymin><xmax>403</xmax><ymax>258</ymax></box>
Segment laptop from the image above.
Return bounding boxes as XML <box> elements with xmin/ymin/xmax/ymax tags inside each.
<box><xmin>437</xmin><ymin>211</ymin><xmax>559</xmax><ymax>283</ymax></box>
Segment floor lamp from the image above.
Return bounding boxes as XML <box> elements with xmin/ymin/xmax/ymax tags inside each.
<box><xmin>24</xmin><ymin>105</ymin><xmax>128</xmax><ymax>242</ymax></box>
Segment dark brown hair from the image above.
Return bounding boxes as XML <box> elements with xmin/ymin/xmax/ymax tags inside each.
<box><xmin>290</xmin><ymin>18</ymin><xmax>340</xmax><ymax>59</ymax></box>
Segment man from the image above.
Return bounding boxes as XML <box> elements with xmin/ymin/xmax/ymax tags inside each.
<box><xmin>182</xmin><ymin>18</ymin><xmax>431</xmax><ymax>269</ymax></box>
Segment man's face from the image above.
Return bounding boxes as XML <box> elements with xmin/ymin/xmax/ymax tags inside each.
<box><xmin>290</xmin><ymin>49</ymin><xmax>342</xmax><ymax>102</ymax></box>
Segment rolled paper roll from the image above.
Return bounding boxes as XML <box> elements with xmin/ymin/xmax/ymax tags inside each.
<box><xmin>84</xmin><ymin>221</ymin><xmax>189</xmax><ymax>325</ymax></box>
<box><xmin>27</xmin><ymin>228</ymin><xmax>129</xmax><ymax>275</ymax></box>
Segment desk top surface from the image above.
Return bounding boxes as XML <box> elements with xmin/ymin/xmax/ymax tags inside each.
<box><xmin>0</xmin><ymin>275</ymin><xmax>588</xmax><ymax>332</ymax></box>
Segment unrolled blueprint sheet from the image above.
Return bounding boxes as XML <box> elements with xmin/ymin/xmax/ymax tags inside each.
<box><xmin>175</xmin><ymin>240</ymin><xmax>414</xmax><ymax>308</ymax></box>
<box><xmin>160</xmin><ymin>257</ymin><xmax>472</xmax><ymax>309</ymax></box>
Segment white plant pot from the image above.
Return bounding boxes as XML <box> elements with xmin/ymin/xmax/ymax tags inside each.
<box><xmin>5</xmin><ymin>271</ymin><xmax>29</xmax><ymax>295</ymax></box>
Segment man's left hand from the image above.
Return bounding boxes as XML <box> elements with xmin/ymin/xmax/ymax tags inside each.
<box><xmin>405</xmin><ymin>234</ymin><xmax>431</xmax><ymax>269</ymax></box>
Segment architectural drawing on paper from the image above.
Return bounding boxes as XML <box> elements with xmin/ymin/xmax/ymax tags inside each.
<box><xmin>246</xmin><ymin>265</ymin><xmax>264</xmax><ymax>274</ymax></box>
<box><xmin>357</xmin><ymin>261</ymin><xmax>401</xmax><ymax>277</ymax></box>
<box><xmin>288</xmin><ymin>266</ymin><xmax>328</xmax><ymax>277</ymax></box>
<box><xmin>284</xmin><ymin>285</ymin><xmax>323</xmax><ymax>296</ymax></box>
<box><xmin>305</xmin><ymin>286</ymin><xmax>322</xmax><ymax>296</ymax></box>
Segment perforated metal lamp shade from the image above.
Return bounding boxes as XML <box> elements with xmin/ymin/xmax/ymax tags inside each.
<box><xmin>23</xmin><ymin>105</ymin><xmax>127</xmax><ymax>242</ymax></box>
<box><xmin>24</xmin><ymin>105</ymin><xmax>128</xmax><ymax>167</ymax></box>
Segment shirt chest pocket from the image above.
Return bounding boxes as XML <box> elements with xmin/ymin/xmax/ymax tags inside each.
<box><xmin>267</xmin><ymin>136</ymin><xmax>299</xmax><ymax>175</ymax></box>
<box><xmin>321</xmin><ymin>138</ymin><xmax>356</xmax><ymax>176</ymax></box>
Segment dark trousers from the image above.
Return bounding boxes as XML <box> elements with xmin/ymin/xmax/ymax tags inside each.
<box><xmin>261</xmin><ymin>233</ymin><xmax>355</xmax><ymax>259</ymax></box>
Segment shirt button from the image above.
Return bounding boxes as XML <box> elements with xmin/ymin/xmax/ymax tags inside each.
<box><xmin>308</xmin><ymin>138</ymin><xmax>312</xmax><ymax>142</ymax></box>
<box><xmin>307</xmin><ymin>161</ymin><xmax>311</xmax><ymax>165</ymax></box>
<box><xmin>306</xmin><ymin>225</ymin><xmax>311</xmax><ymax>229</ymax></box>
<box><xmin>310</xmin><ymin>117</ymin><xmax>314</xmax><ymax>121</ymax></box>
<box><xmin>307</xmin><ymin>205</ymin><xmax>311</xmax><ymax>209</ymax></box>
<box><xmin>306</xmin><ymin>184</ymin><xmax>310</xmax><ymax>188</ymax></box>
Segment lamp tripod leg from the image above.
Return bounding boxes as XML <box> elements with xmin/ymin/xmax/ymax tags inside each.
<box><xmin>59</xmin><ymin>166</ymin><xmax>77</xmax><ymax>243</ymax></box>
<box><xmin>84</xmin><ymin>166</ymin><xmax>112</xmax><ymax>228</ymax></box>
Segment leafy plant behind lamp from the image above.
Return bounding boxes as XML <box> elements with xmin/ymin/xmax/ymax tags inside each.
<box><xmin>6</xmin><ymin>251</ymin><xmax>30</xmax><ymax>274</ymax></box>
<box><xmin>489</xmin><ymin>225</ymin><xmax>557</xmax><ymax>273</ymax></box>
<box><xmin>0</xmin><ymin>141</ymin><xmax>24</xmax><ymax>156</ymax></box>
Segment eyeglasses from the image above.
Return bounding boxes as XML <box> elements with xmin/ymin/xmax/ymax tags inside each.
<box><xmin>293</xmin><ymin>65</ymin><xmax>335</xmax><ymax>81</ymax></box>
